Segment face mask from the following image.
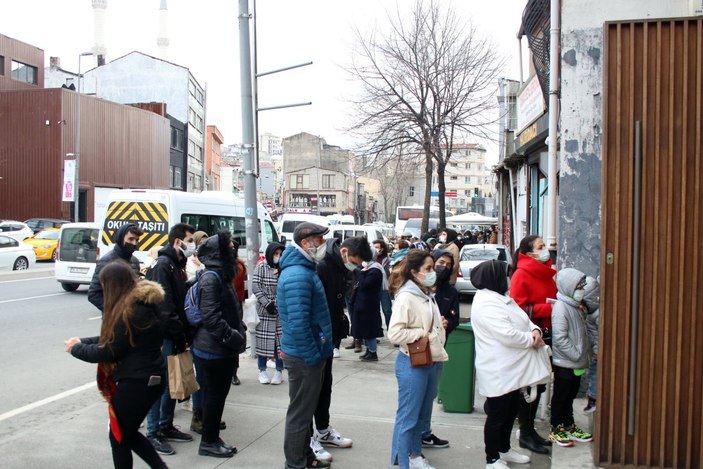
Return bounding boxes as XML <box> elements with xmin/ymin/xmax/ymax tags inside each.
<box><xmin>273</xmin><ymin>255</ymin><xmax>280</xmax><ymax>264</ymax></box>
<box><xmin>438</xmin><ymin>236</ymin><xmax>447</xmax><ymax>243</ymax></box>
<box><xmin>343</xmin><ymin>252</ymin><xmax>357</xmax><ymax>271</ymax></box>
<box><xmin>572</xmin><ymin>289</ymin><xmax>585</xmax><ymax>302</ymax></box>
<box><xmin>418</xmin><ymin>271</ymin><xmax>437</xmax><ymax>287</ymax></box>
<box><xmin>307</xmin><ymin>244</ymin><xmax>326</xmax><ymax>263</ymax></box>
<box><xmin>536</xmin><ymin>248</ymin><xmax>550</xmax><ymax>263</ymax></box>
<box><xmin>180</xmin><ymin>241</ymin><xmax>197</xmax><ymax>258</ymax></box>
<box><xmin>435</xmin><ymin>265</ymin><xmax>450</xmax><ymax>282</ymax></box>
<box><xmin>122</xmin><ymin>243</ymin><xmax>137</xmax><ymax>257</ymax></box>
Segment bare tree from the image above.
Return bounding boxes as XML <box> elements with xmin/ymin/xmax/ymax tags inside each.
<box><xmin>347</xmin><ymin>0</ymin><xmax>503</xmax><ymax>231</ymax></box>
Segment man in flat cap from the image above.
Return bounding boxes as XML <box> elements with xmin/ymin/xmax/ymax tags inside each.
<box><xmin>277</xmin><ymin>222</ymin><xmax>334</xmax><ymax>469</ymax></box>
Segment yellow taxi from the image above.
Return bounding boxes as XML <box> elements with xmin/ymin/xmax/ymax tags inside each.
<box><xmin>23</xmin><ymin>228</ymin><xmax>60</xmax><ymax>261</ymax></box>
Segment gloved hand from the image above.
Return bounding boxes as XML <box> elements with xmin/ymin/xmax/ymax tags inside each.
<box><xmin>222</xmin><ymin>329</ymin><xmax>244</xmax><ymax>351</ymax></box>
<box><xmin>266</xmin><ymin>302</ymin><xmax>277</xmax><ymax>315</ymax></box>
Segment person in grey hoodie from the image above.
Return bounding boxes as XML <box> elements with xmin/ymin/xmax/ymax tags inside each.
<box><xmin>582</xmin><ymin>276</ymin><xmax>600</xmax><ymax>413</ymax></box>
<box><xmin>549</xmin><ymin>268</ymin><xmax>593</xmax><ymax>447</ymax></box>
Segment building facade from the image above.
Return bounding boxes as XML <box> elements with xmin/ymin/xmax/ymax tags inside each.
<box><xmin>168</xmin><ymin>114</ymin><xmax>187</xmax><ymax>190</ymax></box>
<box><xmin>0</xmin><ymin>34</ymin><xmax>44</xmax><ymax>91</ymax></box>
<box><xmin>205</xmin><ymin>125</ymin><xmax>223</xmax><ymax>190</ymax></box>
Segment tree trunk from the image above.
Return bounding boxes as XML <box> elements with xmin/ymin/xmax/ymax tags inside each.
<box><xmin>422</xmin><ymin>151</ymin><xmax>433</xmax><ymax>234</ymax></box>
<box><xmin>436</xmin><ymin>160</ymin><xmax>447</xmax><ymax>229</ymax></box>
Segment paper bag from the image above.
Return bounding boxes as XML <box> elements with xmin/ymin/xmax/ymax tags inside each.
<box><xmin>168</xmin><ymin>350</ymin><xmax>199</xmax><ymax>400</ymax></box>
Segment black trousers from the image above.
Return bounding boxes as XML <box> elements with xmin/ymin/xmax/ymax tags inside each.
<box><xmin>195</xmin><ymin>355</ymin><xmax>236</xmax><ymax>443</ymax></box>
<box><xmin>313</xmin><ymin>356</ymin><xmax>334</xmax><ymax>431</ymax></box>
<box><xmin>483</xmin><ymin>390</ymin><xmax>521</xmax><ymax>463</ymax></box>
<box><xmin>550</xmin><ymin>366</ymin><xmax>581</xmax><ymax>428</ymax></box>
<box><xmin>110</xmin><ymin>378</ymin><xmax>167</xmax><ymax>469</ymax></box>
<box><xmin>517</xmin><ymin>384</ymin><xmax>546</xmax><ymax>434</ymax></box>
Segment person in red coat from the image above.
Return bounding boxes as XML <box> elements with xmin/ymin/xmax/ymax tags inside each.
<box><xmin>509</xmin><ymin>235</ymin><xmax>557</xmax><ymax>456</ymax></box>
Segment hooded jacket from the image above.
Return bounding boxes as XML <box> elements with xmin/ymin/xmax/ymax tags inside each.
<box><xmin>551</xmin><ymin>268</ymin><xmax>590</xmax><ymax>369</ymax></box>
<box><xmin>191</xmin><ymin>235</ymin><xmax>245</xmax><ymax>358</ymax></box>
<box><xmin>146</xmin><ymin>244</ymin><xmax>190</xmax><ymax>352</ymax></box>
<box><xmin>509</xmin><ymin>252</ymin><xmax>558</xmax><ymax>330</ymax></box>
<box><xmin>431</xmin><ymin>249</ymin><xmax>460</xmax><ymax>338</ymax></box>
<box><xmin>277</xmin><ymin>244</ymin><xmax>333</xmax><ymax>365</ymax></box>
<box><xmin>388</xmin><ymin>280</ymin><xmax>448</xmax><ymax>362</ymax></box>
<box><xmin>583</xmin><ymin>276</ymin><xmax>600</xmax><ymax>355</ymax></box>
<box><xmin>71</xmin><ymin>281</ymin><xmax>166</xmax><ymax>381</ymax></box>
<box><xmin>88</xmin><ymin>223</ymin><xmax>142</xmax><ymax>312</ymax></box>
<box><xmin>349</xmin><ymin>262</ymin><xmax>384</xmax><ymax>340</ymax></box>
<box><xmin>316</xmin><ymin>239</ymin><xmax>351</xmax><ymax>343</ymax></box>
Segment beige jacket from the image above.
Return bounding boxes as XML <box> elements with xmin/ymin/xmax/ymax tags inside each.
<box><xmin>388</xmin><ymin>281</ymin><xmax>449</xmax><ymax>362</ymax></box>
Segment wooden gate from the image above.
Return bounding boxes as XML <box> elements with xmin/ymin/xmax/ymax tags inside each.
<box><xmin>599</xmin><ymin>18</ymin><xmax>703</xmax><ymax>468</ymax></box>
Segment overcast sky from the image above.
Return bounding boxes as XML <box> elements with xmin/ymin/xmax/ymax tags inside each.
<box><xmin>1</xmin><ymin>0</ymin><xmax>527</xmax><ymax>164</ymax></box>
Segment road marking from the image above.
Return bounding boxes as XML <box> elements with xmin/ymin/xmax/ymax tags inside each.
<box><xmin>87</xmin><ymin>316</ymin><xmax>102</xmax><ymax>321</ymax></box>
<box><xmin>0</xmin><ymin>382</ymin><xmax>95</xmax><ymax>423</ymax></box>
<box><xmin>0</xmin><ymin>276</ymin><xmax>55</xmax><ymax>284</ymax></box>
<box><xmin>0</xmin><ymin>292</ymin><xmax>67</xmax><ymax>304</ymax></box>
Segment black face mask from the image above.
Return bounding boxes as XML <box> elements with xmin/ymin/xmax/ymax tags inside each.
<box><xmin>435</xmin><ymin>265</ymin><xmax>451</xmax><ymax>283</ymax></box>
<box><xmin>122</xmin><ymin>243</ymin><xmax>137</xmax><ymax>257</ymax></box>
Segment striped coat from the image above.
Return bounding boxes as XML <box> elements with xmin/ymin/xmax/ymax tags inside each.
<box><xmin>253</xmin><ymin>260</ymin><xmax>282</xmax><ymax>357</ymax></box>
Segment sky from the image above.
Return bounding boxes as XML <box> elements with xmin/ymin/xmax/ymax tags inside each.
<box><xmin>1</xmin><ymin>0</ymin><xmax>528</xmax><ymax>165</ymax></box>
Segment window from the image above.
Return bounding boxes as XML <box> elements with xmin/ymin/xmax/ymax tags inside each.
<box><xmin>11</xmin><ymin>60</ymin><xmax>37</xmax><ymax>85</ymax></box>
<box><xmin>188</xmin><ymin>173</ymin><xmax>194</xmax><ymax>189</ymax></box>
<box><xmin>196</xmin><ymin>116</ymin><xmax>204</xmax><ymax>133</ymax></box>
<box><xmin>319</xmin><ymin>195</ymin><xmax>336</xmax><ymax>208</ymax></box>
<box><xmin>322</xmin><ymin>174</ymin><xmax>334</xmax><ymax>189</ymax></box>
<box><xmin>196</xmin><ymin>89</ymin><xmax>204</xmax><ymax>105</ymax></box>
<box><xmin>188</xmin><ymin>140</ymin><xmax>195</xmax><ymax>157</ymax></box>
<box><xmin>188</xmin><ymin>108</ymin><xmax>197</xmax><ymax>126</ymax></box>
<box><xmin>196</xmin><ymin>145</ymin><xmax>203</xmax><ymax>162</ymax></box>
<box><xmin>169</xmin><ymin>166</ymin><xmax>174</xmax><ymax>187</ymax></box>
<box><xmin>507</xmin><ymin>96</ymin><xmax>518</xmax><ymax>131</ymax></box>
<box><xmin>409</xmin><ymin>186</ymin><xmax>415</xmax><ymax>197</ymax></box>
<box><xmin>450</xmin><ymin>176</ymin><xmax>458</xmax><ymax>181</ymax></box>
<box><xmin>289</xmin><ymin>174</ymin><xmax>309</xmax><ymax>189</ymax></box>
<box><xmin>170</xmin><ymin>128</ymin><xmax>183</xmax><ymax>150</ymax></box>
<box><xmin>195</xmin><ymin>175</ymin><xmax>202</xmax><ymax>190</ymax></box>
<box><xmin>0</xmin><ymin>55</ymin><xmax>4</xmax><ymax>75</ymax></box>
<box><xmin>465</xmin><ymin>176</ymin><xmax>471</xmax><ymax>184</ymax></box>
<box><xmin>174</xmin><ymin>167</ymin><xmax>182</xmax><ymax>189</ymax></box>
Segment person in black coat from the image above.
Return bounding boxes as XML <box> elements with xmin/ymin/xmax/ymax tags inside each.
<box><xmin>88</xmin><ymin>223</ymin><xmax>143</xmax><ymax>311</ymax></box>
<box><xmin>144</xmin><ymin>223</ymin><xmax>195</xmax><ymax>454</ymax></box>
<box><xmin>65</xmin><ymin>261</ymin><xmax>168</xmax><ymax>469</ymax></box>
<box><xmin>191</xmin><ymin>231</ymin><xmax>245</xmax><ymax>458</ymax></box>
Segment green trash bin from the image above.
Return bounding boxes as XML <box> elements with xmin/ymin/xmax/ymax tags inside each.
<box><xmin>437</xmin><ymin>322</ymin><xmax>475</xmax><ymax>413</ymax></box>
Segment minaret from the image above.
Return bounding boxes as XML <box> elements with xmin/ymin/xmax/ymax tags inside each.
<box><xmin>92</xmin><ymin>0</ymin><xmax>107</xmax><ymax>66</ymax></box>
<box><xmin>157</xmin><ymin>0</ymin><xmax>170</xmax><ymax>59</ymax></box>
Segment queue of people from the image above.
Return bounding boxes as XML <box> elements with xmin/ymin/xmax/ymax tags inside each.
<box><xmin>65</xmin><ymin>217</ymin><xmax>599</xmax><ymax>469</ymax></box>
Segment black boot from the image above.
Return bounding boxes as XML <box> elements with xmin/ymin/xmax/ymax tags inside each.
<box><xmin>190</xmin><ymin>408</ymin><xmax>203</xmax><ymax>434</ymax></box>
<box><xmin>518</xmin><ymin>431</ymin><xmax>550</xmax><ymax>454</ymax></box>
<box><xmin>198</xmin><ymin>440</ymin><xmax>237</xmax><ymax>458</ymax></box>
<box><xmin>361</xmin><ymin>352</ymin><xmax>378</xmax><ymax>362</ymax></box>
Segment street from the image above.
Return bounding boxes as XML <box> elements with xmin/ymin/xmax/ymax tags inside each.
<box><xmin>0</xmin><ymin>269</ymin><xmax>558</xmax><ymax>469</ymax></box>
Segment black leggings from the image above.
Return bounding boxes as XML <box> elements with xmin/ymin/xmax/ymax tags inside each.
<box><xmin>110</xmin><ymin>378</ymin><xmax>167</xmax><ymax>469</ymax></box>
<box><xmin>484</xmin><ymin>390</ymin><xmax>521</xmax><ymax>463</ymax></box>
<box><xmin>313</xmin><ymin>356</ymin><xmax>334</xmax><ymax>431</ymax></box>
<box><xmin>517</xmin><ymin>384</ymin><xmax>546</xmax><ymax>434</ymax></box>
<box><xmin>196</xmin><ymin>356</ymin><xmax>236</xmax><ymax>443</ymax></box>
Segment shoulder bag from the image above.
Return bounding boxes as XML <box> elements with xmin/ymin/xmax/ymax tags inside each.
<box><xmin>407</xmin><ymin>301</ymin><xmax>435</xmax><ymax>368</ymax></box>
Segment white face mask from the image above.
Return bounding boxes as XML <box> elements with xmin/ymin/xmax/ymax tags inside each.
<box><xmin>536</xmin><ymin>248</ymin><xmax>550</xmax><ymax>263</ymax></box>
<box><xmin>273</xmin><ymin>255</ymin><xmax>280</xmax><ymax>264</ymax></box>
<box><xmin>438</xmin><ymin>236</ymin><xmax>447</xmax><ymax>243</ymax></box>
<box><xmin>417</xmin><ymin>271</ymin><xmax>437</xmax><ymax>287</ymax></box>
<box><xmin>180</xmin><ymin>241</ymin><xmax>196</xmax><ymax>257</ymax></box>
<box><xmin>572</xmin><ymin>289</ymin><xmax>585</xmax><ymax>302</ymax></box>
<box><xmin>307</xmin><ymin>243</ymin><xmax>326</xmax><ymax>263</ymax></box>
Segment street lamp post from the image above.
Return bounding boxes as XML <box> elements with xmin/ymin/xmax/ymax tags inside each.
<box><xmin>73</xmin><ymin>51</ymin><xmax>93</xmax><ymax>222</ymax></box>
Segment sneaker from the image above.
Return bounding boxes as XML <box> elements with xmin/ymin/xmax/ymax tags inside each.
<box><xmin>270</xmin><ymin>370</ymin><xmax>283</xmax><ymax>385</ymax></box>
<box><xmin>549</xmin><ymin>426</ymin><xmax>575</xmax><ymax>447</ymax></box>
<box><xmin>486</xmin><ymin>460</ymin><xmax>510</xmax><ymax>469</ymax></box>
<box><xmin>258</xmin><ymin>370</ymin><xmax>270</xmax><ymax>384</ymax></box>
<box><xmin>333</xmin><ymin>348</ymin><xmax>340</xmax><ymax>358</ymax></box>
<box><xmin>181</xmin><ymin>399</ymin><xmax>193</xmax><ymax>412</ymax></box>
<box><xmin>421</xmin><ymin>433</ymin><xmax>449</xmax><ymax>448</ymax></box>
<box><xmin>317</xmin><ymin>426</ymin><xmax>353</xmax><ymax>448</ymax></box>
<box><xmin>306</xmin><ymin>458</ymin><xmax>331</xmax><ymax>468</ymax></box>
<box><xmin>566</xmin><ymin>424</ymin><xmax>593</xmax><ymax>443</ymax></box>
<box><xmin>148</xmin><ymin>435</ymin><xmax>175</xmax><ymax>455</ymax></box>
<box><xmin>409</xmin><ymin>455</ymin><xmax>435</xmax><ymax>469</ymax></box>
<box><xmin>159</xmin><ymin>425</ymin><xmax>193</xmax><ymax>442</ymax></box>
<box><xmin>310</xmin><ymin>437</ymin><xmax>333</xmax><ymax>462</ymax></box>
<box><xmin>583</xmin><ymin>397</ymin><xmax>596</xmax><ymax>413</ymax></box>
<box><xmin>499</xmin><ymin>448</ymin><xmax>531</xmax><ymax>463</ymax></box>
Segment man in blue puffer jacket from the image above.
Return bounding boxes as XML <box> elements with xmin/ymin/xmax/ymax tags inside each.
<box><xmin>277</xmin><ymin>222</ymin><xmax>334</xmax><ymax>469</ymax></box>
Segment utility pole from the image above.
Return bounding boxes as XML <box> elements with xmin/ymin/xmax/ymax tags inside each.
<box><xmin>239</xmin><ymin>0</ymin><xmax>259</xmax><ymax>291</ymax></box>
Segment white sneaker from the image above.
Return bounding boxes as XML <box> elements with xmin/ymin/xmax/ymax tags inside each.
<box><xmin>486</xmin><ymin>460</ymin><xmax>511</xmax><ymax>469</ymax></box>
<box><xmin>270</xmin><ymin>370</ymin><xmax>283</xmax><ymax>385</ymax></box>
<box><xmin>316</xmin><ymin>426</ymin><xmax>353</xmax><ymax>448</ymax></box>
<box><xmin>333</xmin><ymin>348</ymin><xmax>340</xmax><ymax>358</ymax></box>
<box><xmin>409</xmin><ymin>455</ymin><xmax>435</xmax><ymax>469</ymax></box>
<box><xmin>258</xmin><ymin>370</ymin><xmax>270</xmax><ymax>384</ymax></box>
<box><xmin>310</xmin><ymin>437</ymin><xmax>333</xmax><ymax>462</ymax></box>
<box><xmin>499</xmin><ymin>448</ymin><xmax>531</xmax><ymax>463</ymax></box>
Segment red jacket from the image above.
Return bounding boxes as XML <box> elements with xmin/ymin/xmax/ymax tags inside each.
<box><xmin>509</xmin><ymin>252</ymin><xmax>557</xmax><ymax>330</ymax></box>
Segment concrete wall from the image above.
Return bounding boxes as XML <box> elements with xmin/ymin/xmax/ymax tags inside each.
<box><xmin>558</xmin><ymin>0</ymin><xmax>692</xmax><ymax>276</ymax></box>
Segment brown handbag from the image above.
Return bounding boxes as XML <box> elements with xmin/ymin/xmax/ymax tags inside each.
<box><xmin>407</xmin><ymin>308</ymin><xmax>435</xmax><ymax>368</ymax></box>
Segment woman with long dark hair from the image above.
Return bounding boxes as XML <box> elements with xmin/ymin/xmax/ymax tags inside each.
<box><xmin>65</xmin><ymin>261</ymin><xmax>168</xmax><ymax>469</ymax></box>
<box><xmin>388</xmin><ymin>250</ymin><xmax>448</xmax><ymax>469</ymax></box>
<box><xmin>509</xmin><ymin>235</ymin><xmax>558</xmax><ymax>455</ymax></box>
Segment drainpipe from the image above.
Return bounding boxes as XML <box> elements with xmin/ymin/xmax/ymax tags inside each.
<box><xmin>546</xmin><ymin>0</ymin><xmax>560</xmax><ymax>252</ymax></box>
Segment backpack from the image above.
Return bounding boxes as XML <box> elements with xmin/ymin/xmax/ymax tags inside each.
<box><xmin>184</xmin><ymin>270</ymin><xmax>222</xmax><ymax>326</ymax></box>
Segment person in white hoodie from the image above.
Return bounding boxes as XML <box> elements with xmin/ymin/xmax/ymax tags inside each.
<box><xmin>388</xmin><ymin>250</ymin><xmax>449</xmax><ymax>469</ymax></box>
<box><xmin>471</xmin><ymin>260</ymin><xmax>551</xmax><ymax>469</ymax></box>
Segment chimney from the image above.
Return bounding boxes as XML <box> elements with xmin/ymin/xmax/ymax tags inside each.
<box><xmin>157</xmin><ymin>0</ymin><xmax>170</xmax><ymax>59</ymax></box>
<box><xmin>50</xmin><ymin>57</ymin><xmax>61</xmax><ymax>70</ymax></box>
<box><xmin>92</xmin><ymin>0</ymin><xmax>107</xmax><ymax>66</ymax></box>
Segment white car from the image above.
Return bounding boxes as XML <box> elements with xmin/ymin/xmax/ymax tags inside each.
<box><xmin>455</xmin><ymin>244</ymin><xmax>512</xmax><ymax>297</ymax></box>
<box><xmin>0</xmin><ymin>220</ymin><xmax>33</xmax><ymax>243</ymax></box>
<box><xmin>0</xmin><ymin>235</ymin><xmax>36</xmax><ymax>271</ymax></box>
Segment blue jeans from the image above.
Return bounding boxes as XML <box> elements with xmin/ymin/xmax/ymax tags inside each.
<box><xmin>390</xmin><ymin>352</ymin><xmax>442</xmax><ymax>469</ymax></box>
<box><xmin>258</xmin><ymin>354</ymin><xmax>284</xmax><ymax>372</ymax></box>
<box><xmin>380</xmin><ymin>290</ymin><xmax>393</xmax><ymax>329</ymax></box>
<box><xmin>146</xmin><ymin>338</ymin><xmax>177</xmax><ymax>436</ymax></box>
<box><xmin>420</xmin><ymin>362</ymin><xmax>444</xmax><ymax>439</ymax></box>
<box><xmin>587</xmin><ymin>357</ymin><xmax>598</xmax><ymax>399</ymax></box>
<box><xmin>364</xmin><ymin>338</ymin><xmax>378</xmax><ymax>353</ymax></box>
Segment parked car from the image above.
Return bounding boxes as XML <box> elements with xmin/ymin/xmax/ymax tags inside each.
<box><xmin>24</xmin><ymin>218</ymin><xmax>70</xmax><ymax>234</ymax></box>
<box><xmin>455</xmin><ymin>244</ymin><xmax>512</xmax><ymax>297</ymax></box>
<box><xmin>55</xmin><ymin>223</ymin><xmax>100</xmax><ymax>292</ymax></box>
<box><xmin>324</xmin><ymin>224</ymin><xmax>389</xmax><ymax>247</ymax></box>
<box><xmin>22</xmin><ymin>228</ymin><xmax>60</xmax><ymax>261</ymax></box>
<box><xmin>0</xmin><ymin>220</ymin><xmax>33</xmax><ymax>242</ymax></box>
<box><xmin>0</xmin><ymin>235</ymin><xmax>36</xmax><ymax>271</ymax></box>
